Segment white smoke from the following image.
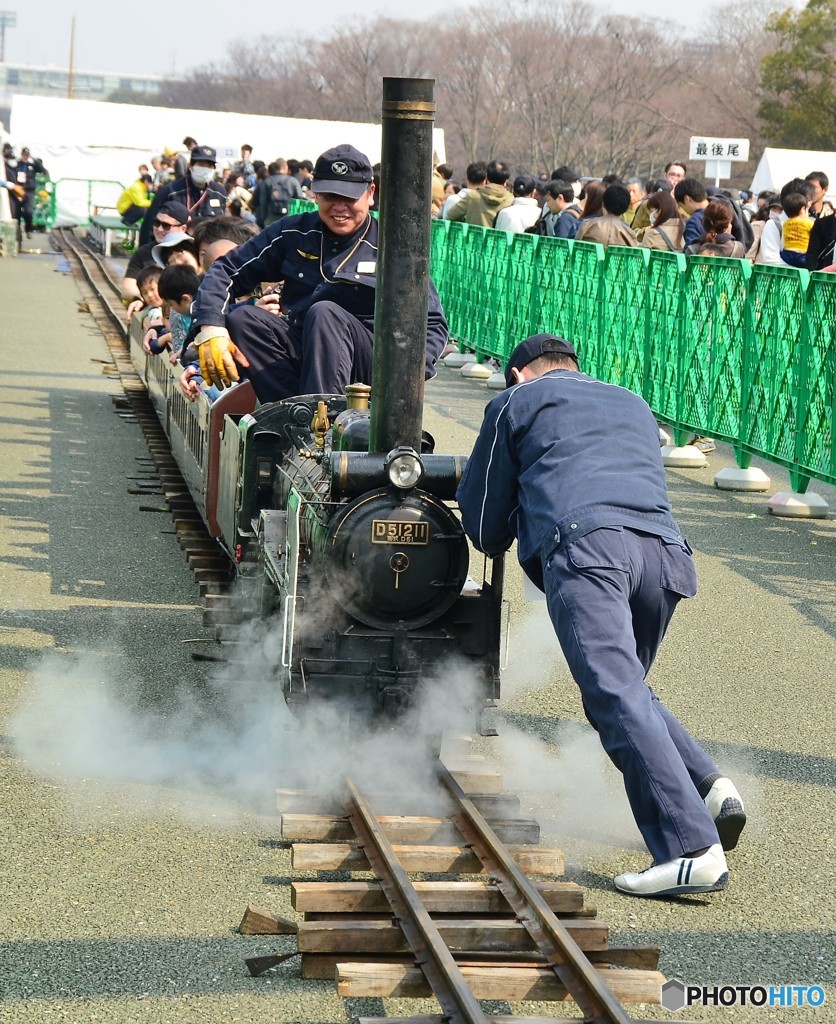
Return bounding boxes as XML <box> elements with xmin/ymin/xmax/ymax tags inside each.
<box><xmin>500</xmin><ymin>601</ymin><xmax>569</xmax><ymax>701</ymax></box>
<box><xmin>10</xmin><ymin>614</ymin><xmax>299</xmax><ymax>818</ymax></box>
<box><xmin>494</xmin><ymin>718</ymin><xmax>643</xmax><ymax>851</ymax></box>
<box><xmin>10</xmin><ymin>605</ymin><xmax>495</xmax><ymax>826</ymax></box>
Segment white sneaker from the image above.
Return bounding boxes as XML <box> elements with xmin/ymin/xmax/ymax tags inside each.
<box><xmin>614</xmin><ymin>843</ymin><xmax>728</xmax><ymax>897</ymax></box>
<box><xmin>704</xmin><ymin>777</ymin><xmax>746</xmax><ymax>851</ymax></box>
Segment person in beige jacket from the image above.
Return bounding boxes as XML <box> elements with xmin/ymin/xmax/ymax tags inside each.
<box><xmin>447</xmin><ymin>159</ymin><xmax>513</xmax><ymax>227</ymax></box>
<box><xmin>639</xmin><ymin>191</ymin><xmax>686</xmax><ymax>252</ymax></box>
<box><xmin>575</xmin><ymin>184</ymin><xmax>639</xmax><ymax>247</ymax></box>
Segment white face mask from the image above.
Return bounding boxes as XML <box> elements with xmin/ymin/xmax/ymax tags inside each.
<box><xmin>649</xmin><ymin>210</ymin><xmax>657</xmax><ymax>224</ymax></box>
<box><xmin>190</xmin><ymin>165</ymin><xmax>215</xmax><ymax>186</ymax></box>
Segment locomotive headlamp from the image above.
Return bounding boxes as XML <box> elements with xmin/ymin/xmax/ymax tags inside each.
<box><xmin>385</xmin><ymin>447</ymin><xmax>424</xmax><ymax>490</ymax></box>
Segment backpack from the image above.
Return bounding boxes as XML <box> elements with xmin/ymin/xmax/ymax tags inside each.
<box><xmin>526</xmin><ymin>211</ymin><xmax>551</xmax><ymax>236</ymax></box>
<box><xmin>267</xmin><ymin>175</ymin><xmax>294</xmax><ymax>218</ymax></box>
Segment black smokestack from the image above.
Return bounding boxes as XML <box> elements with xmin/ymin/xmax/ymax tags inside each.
<box><xmin>369</xmin><ymin>77</ymin><xmax>435</xmax><ymax>454</ymax></box>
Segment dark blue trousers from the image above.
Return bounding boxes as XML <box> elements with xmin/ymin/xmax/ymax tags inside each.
<box><xmin>543</xmin><ymin>526</ymin><xmax>720</xmax><ymax>863</ymax></box>
<box><xmin>227</xmin><ymin>300</ymin><xmax>373</xmax><ymax>403</ymax></box>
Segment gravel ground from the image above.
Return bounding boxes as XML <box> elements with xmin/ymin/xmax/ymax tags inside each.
<box><xmin>1</xmin><ymin>249</ymin><xmax>834</xmax><ymax>1023</ymax></box>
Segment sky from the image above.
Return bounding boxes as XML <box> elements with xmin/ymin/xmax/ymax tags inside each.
<box><xmin>3</xmin><ymin>0</ymin><xmax>709</xmax><ymax>80</ymax></box>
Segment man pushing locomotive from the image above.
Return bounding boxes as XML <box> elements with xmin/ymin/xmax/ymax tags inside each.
<box><xmin>190</xmin><ymin>143</ymin><xmax>448</xmax><ymax>400</ymax></box>
<box><xmin>456</xmin><ymin>333</ymin><xmax>747</xmax><ymax>898</ymax></box>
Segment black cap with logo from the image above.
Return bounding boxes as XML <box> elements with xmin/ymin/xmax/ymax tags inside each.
<box><xmin>504</xmin><ymin>334</ymin><xmax>579</xmax><ymax>388</ymax></box>
<box><xmin>311</xmin><ymin>144</ymin><xmax>373</xmax><ymax>199</ymax></box>
<box><xmin>190</xmin><ymin>145</ymin><xmax>217</xmax><ymax>164</ymax></box>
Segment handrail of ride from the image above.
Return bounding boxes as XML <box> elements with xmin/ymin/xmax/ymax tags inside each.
<box><xmin>288</xmin><ymin>200</ymin><xmax>834</xmax><ymax>494</ymax></box>
<box><xmin>50</xmin><ymin>178</ymin><xmax>127</xmax><ymax>227</ymax></box>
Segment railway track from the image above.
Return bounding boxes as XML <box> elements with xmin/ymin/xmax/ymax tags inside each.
<box><xmin>251</xmin><ymin>758</ymin><xmax>681</xmax><ymax>1023</ymax></box>
<box><xmin>54</xmin><ymin>226</ymin><xmax>678</xmax><ymax>1023</ymax></box>
<box><xmin>52</xmin><ymin>227</ymin><xmax>234</xmax><ymax>598</ymax></box>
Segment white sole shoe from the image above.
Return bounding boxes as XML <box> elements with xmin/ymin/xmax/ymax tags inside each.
<box><xmin>614</xmin><ymin>843</ymin><xmax>729</xmax><ymax>897</ymax></box>
<box><xmin>704</xmin><ymin>777</ymin><xmax>746</xmax><ymax>851</ymax></box>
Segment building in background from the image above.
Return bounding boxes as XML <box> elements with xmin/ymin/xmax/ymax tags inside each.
<box><xmin>0</xmin><ymin>62</ymin><xmax>162</xmax><ymax>127</ymax></box>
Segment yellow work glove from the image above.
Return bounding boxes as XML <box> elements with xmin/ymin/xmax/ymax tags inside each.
<box><xmin>194</xmin><ymin>326</ymin><xmax>240</xmax><ymax>389</ymax></box>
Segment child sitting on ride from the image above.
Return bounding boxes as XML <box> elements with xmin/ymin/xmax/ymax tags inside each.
<box><xmin>150</xmin><ymin>234</ymin><xmax>203</xmax><ymax>364</ymax></box>
<box><xmin>136</xmin><ymin>265</ymin><xmax>169</xmax><ymax>355</ymax></box>
<box><xmin>158</xmin><ymin>264</ymin><xmax>199</xmax><ymax>361</ymax></box>
<box><xmin>157</xmin><ymin>264</ymin><xmax>223</xmax><ymax>403</ymax></box>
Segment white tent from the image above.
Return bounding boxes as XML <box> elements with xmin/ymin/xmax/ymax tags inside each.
<box><xmin>749</xmin><ymin>147</ymin><xmax>836</xmax><ymax>195</ymax></box>
<box><xmin>9</xmin><ymin>94</ymin><xmax>446</xmax><ymax>226</ymax></box>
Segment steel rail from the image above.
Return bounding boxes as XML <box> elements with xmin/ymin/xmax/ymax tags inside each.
<box><xmin>56</xmin><ymin>226</ymin><xmax>125</xmax><ymax>298</ymax></box>
<box><xmin>343</xmin><ymin>777</ymin><xmax>490</xmax><ymax>1024</ymax></box>
<box><xmin>53</xmin><ymin>228</ymin><xmax>127</xmax><ymax>340</ymax></box>
<box><xmin>439</xmin><ymin>764</ymin><xmax>634</xmax><ymax>1024</ymax></box>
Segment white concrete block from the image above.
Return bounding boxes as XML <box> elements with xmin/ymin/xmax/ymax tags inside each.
<box><xmin>767</xmin><ymin>492</ymin><xmax>829</xmax><ymax>518</ymax></box>
<box><xmin>714</xmin><ymin>466</ymin><xmax>771</xmax><ymax>492</ymax></box>
<box><xmin>658</xmin><ymin>425</ymin><xmax>672</xmax><ymax>446</ymax></box>
<box><xmin>443</xmin><ymin>352</ymin><xmax>473</xmax><ymax>368</ymax></box>
<box><xmin>487</xmin><ymin>372</ymin><xmax>507</xmax><ymax>390</ymax></box>
<box><xmin>461</xmin><ymin>362</ymin><xmax>493</xmax><ymax>379</ymax></box>
<box><xmin>661</xmin><ymin>444</ymin><xmax>707</xmax><ymax>469</ymax></box>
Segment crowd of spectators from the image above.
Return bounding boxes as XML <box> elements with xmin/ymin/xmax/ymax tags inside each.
<box><xmin>112</xmin><ymin>139</ymin><xmax>318</xmax><ymax>248</ymax></box>
<box><xmin>123</xmin><ymin>139</ymin><xmax>444</xmax><ymax>407</ymax></box>
<box><xmin>437</xmin><ymin>157</ymin><xmax>836</xmax><ymax>271</ymax></box>
<box><xmin>122</xmin><ymin>136</ymin><xmax>836</xmax><ymax>410</ymax></box>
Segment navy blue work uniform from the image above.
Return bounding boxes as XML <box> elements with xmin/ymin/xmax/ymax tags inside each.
<box><xmin>3</xmin><ymin>152</ymin><xmax>37</xmax><ymax>233</ymax></box>
<box><xmin>140</xmin><ymin>174</ymin><xmax>228</xmax><ymax>244</ymax></box>
<box><xmin>191</xmin><ymin>210</ymin><xmax>449</xmax><ymax>402</ymax></box>
<box><xmin>456</xmin><ymin>370</ymin><xmax>721</xmax><ymax>865</ymax></box>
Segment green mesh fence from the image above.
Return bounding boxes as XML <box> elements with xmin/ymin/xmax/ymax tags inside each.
<box><xmin>743</xmin><ymin>265</ymin><xmax>808</xmax><ymax>483</ymax></box>
<box><xmin>287</xmin><ymin>200</ymin><xmax>834</xmax><ymax>491</ymax></box>
<box><xmin>567</xmin><ymin>239</ymin><xmax>605</xmax><ymax>371</ymax></box>
<box><xmin>530</xmin><ymin>235</ymin><xmax>574</xmax><ymax>338</ymax></box>
<box><xmin>431</xmin><ymin>223</ymin><xmax>834</xmax><ymax>491</ymax></box>
<box><xmin>799</xmin><ymin>273</ymin><xmax>836</xmax><ymax>489</ymax></box>
<box><xmin>643</xmin><ymin>251</ymin><xmax>685</xmax><ymax>423</ymax></box>
<box><xmin>598</xmin><ymin>246</ymin><xmax>648</xmax><ymax>395</ymax></box>
<box><xmin>679</xmin><ymin>255</ymin><xmax>750</xmax><ymax>445</ymax></box>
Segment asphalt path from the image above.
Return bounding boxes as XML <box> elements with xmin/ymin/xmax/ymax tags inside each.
<box><xmin>1</xmin><ymin>248</ymin><xmax>834</xmax><ymax>1022</ymax></box>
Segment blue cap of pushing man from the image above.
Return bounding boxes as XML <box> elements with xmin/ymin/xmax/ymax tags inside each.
<box><xmin>311</xmin><ymin>143</ymin><xmax>374</xmax><ymax>199</ymax></box>
<box><xmin>504</xmin><ymin>333</ymin><xmax>579</xmax><ymax>388</ymax></box>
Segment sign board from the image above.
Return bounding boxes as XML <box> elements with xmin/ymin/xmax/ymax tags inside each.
<box><xmin>705</xmin><ymin>160</ymin><xmax>732</xmax><ymax>181</ymax></box>
<box><xmin>689</xmin><ymin>137</ymin><xmax>750</xmax><ymax>162</ymax></box>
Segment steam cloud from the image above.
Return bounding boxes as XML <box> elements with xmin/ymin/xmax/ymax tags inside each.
<box><xmin>10</xmin><ymin>606</ymin><xmax>492</xmax><ymax>823</ymax></box>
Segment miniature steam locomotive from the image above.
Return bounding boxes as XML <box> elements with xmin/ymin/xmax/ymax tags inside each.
<box><xmin>129</xmin><ymin>78</ymin><xmax>504</xmax><ymax>722</ymax></box>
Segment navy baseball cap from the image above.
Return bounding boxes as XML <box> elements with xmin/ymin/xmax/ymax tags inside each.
<box><xmin>504</xmin><ymin>334</ymin><xmax>578</xmax><ymax>388</ymax></box>
<box><xmin>311</xmin><ymin>144</ymin><xmax>373</xmax><ymax>198</ymax></box>
<box><xmin>190</xmin><ymin>145</ymin><xmax>216</xmax><ymax>164</ymax></box>
<box><xmin>157</xmin><ymin>200</ymin><xmax>190</xmax><ymax>225</ymax></box>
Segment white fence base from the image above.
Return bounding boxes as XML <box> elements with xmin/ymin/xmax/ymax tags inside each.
<box><xmin>661</xmin><ymin>444</ymin><xmax>707</xmax><ymax>469</ymax></box>
<box><xmin>714</xmin><ymin>467</ymin><xmax>771</xmax><ymax>492</ymax></box>
<box><xmin>767</xmin><ymin>492</ymin><xmax>829</xmax><ymax>518</ymax></box>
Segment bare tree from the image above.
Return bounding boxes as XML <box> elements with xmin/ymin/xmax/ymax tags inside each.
<box><xmin>149</xmin><ymin>0</ymin><xmax>779</xmax><ymax>188</ymax></box>
<box><xmin>434</xmin><ymin>17</ymin><xmax>518</xmax><ymax>164</ymax></box>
